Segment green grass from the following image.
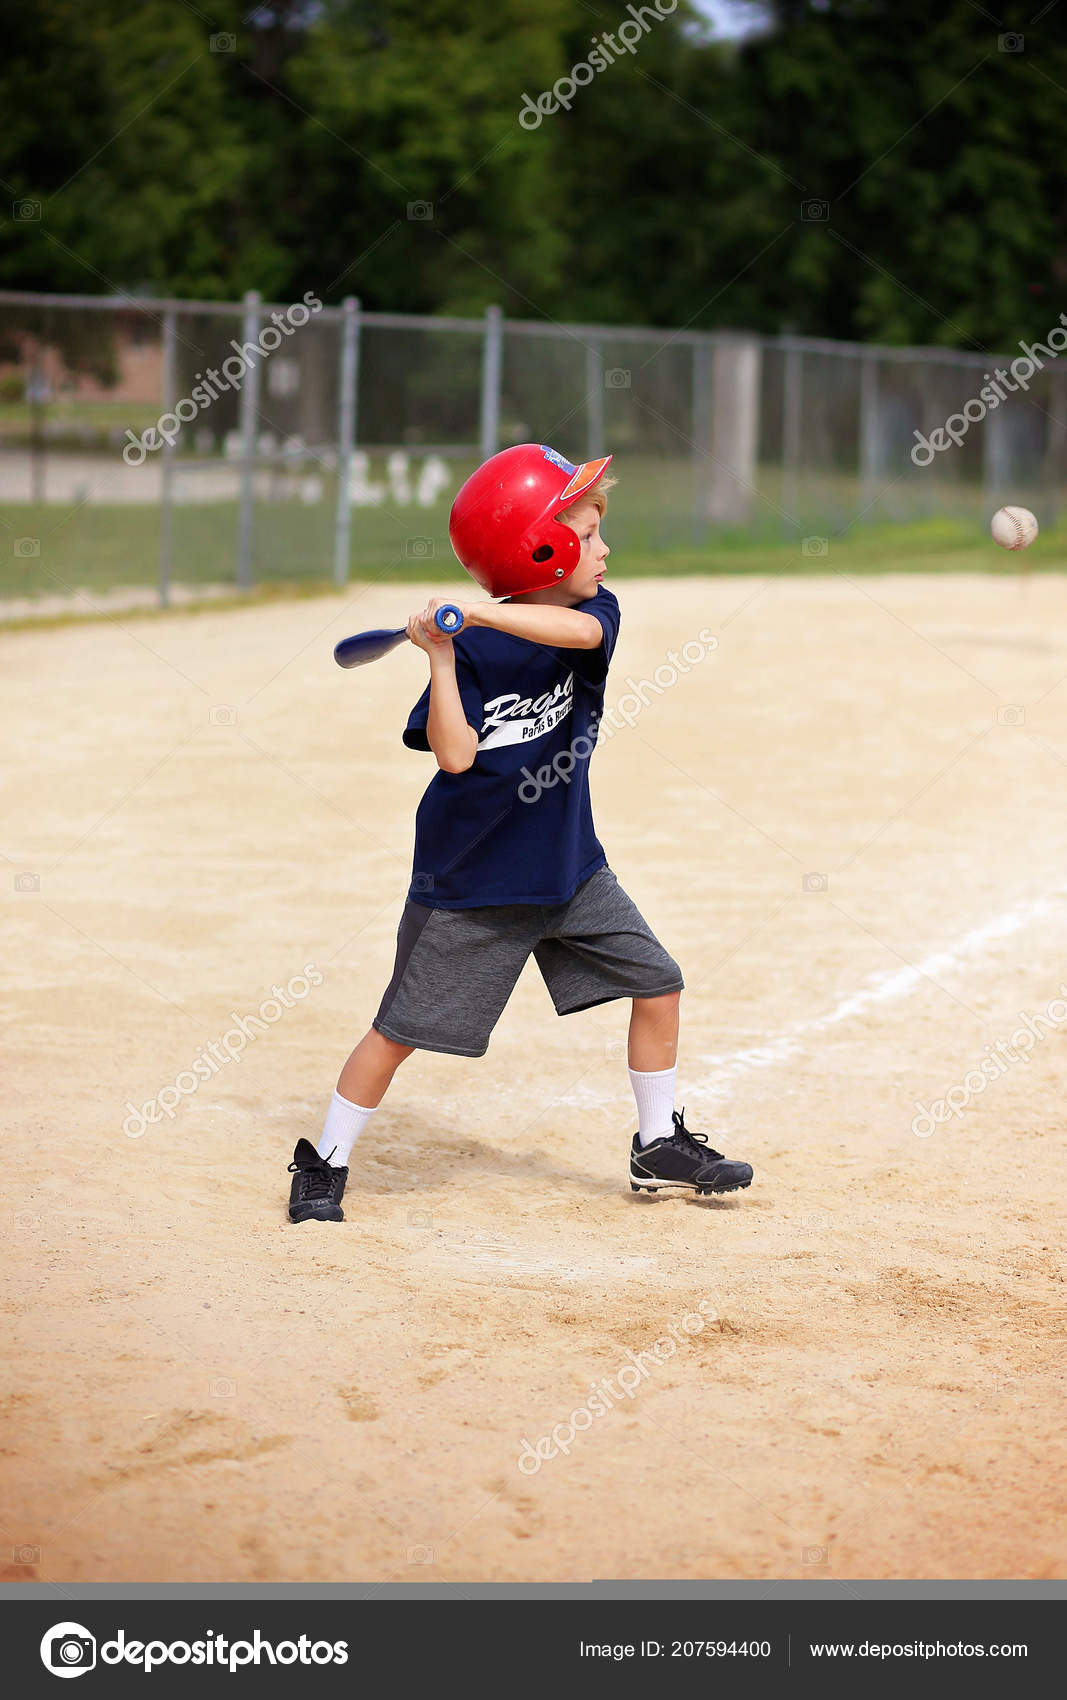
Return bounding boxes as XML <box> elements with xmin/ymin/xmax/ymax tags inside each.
<box><xmin>0</xmin><ymin>398</ymin><xmax>162</xmax><ymax>441</ymax></box>
<box><xmin>2</xmin><ymin>492</ymin><xmax>1063</xmax><ymax>607</ymax></box>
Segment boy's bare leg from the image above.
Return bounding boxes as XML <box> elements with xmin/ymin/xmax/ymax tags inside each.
<box><xmin>627</xmin><ymin>990</ymin><xmax>680</xmax><ymax>1071</ymax></box>
<box><xmin>627</xmin><ymin>991</ymin><xmax>680</xmax><ymax>1146</ymax></box>
<box><xmin>338</xmin><ymin>1028</ymin><xmax>414</xmax><ymax>1106</ymax></box>
<box><xmin>288</xmin><ymin>1029</ymin><xmax>414</xmax><ymax>1222</ymax></box>
<box><xmin>624</xmin><ymin>988</ymin><xmax>753</xmax><ymax>1194</ymax></box>
<box><xmin>309</xmin><ymin>1029</ymin><xmax>414</xmax><ymax>1171</ymax></box>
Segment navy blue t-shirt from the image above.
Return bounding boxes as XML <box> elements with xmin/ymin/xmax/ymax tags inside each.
<box><xmin>402</xmin><ymin>587</ymin><xmax>621</xmax><ymax>908</ymax></box>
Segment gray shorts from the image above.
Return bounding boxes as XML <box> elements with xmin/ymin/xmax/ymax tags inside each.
<box><xmin>373</xmin><ymin>866</ymin><xmax>684</xmax><ymax>1057</ymax></box>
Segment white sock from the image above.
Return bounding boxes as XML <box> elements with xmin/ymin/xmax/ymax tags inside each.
<box><xmin>316</xmin><ymin>1090</ymin><xmax>376</xmax><ymax>1167</ymax></box>
<box><xmin>629</xmin><ymin>1065</ymin><xmax>677</xmax><ymax>1146</ymax></box>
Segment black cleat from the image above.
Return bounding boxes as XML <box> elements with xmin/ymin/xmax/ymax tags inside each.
<box><xmin>629</xmin><ymin>1108</ymin><xmax>753</xmax><ymax>1197</ymax></box>
<box><xmin>287</xmin><ymin>1138</ymin><xmax>348</xmax><ymax>1222</ymax></box>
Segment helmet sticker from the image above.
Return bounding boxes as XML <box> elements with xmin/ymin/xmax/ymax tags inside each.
<box><xmin>539</xmin><ymin>445</ymin><xmax>578</xmax><ymax>475</ymax></box>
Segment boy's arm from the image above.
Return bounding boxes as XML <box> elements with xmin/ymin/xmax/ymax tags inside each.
<box><xmin>466</xmin><ymin>601</ymin><xmax>603</xmax><ymax>650</ymax></box>
<box><xmin>425</xmin><ymin>647</ymin><xmax>479</xmax><ymax>772</ymax></box>
<box><xmin>405</xmin><ymin>607</ymin><xmax>479</xmax><ymax>772</ymax></box>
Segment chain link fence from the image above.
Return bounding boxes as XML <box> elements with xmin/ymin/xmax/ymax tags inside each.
<box><xmin>1</xmin><ymin>287</ymin><xmax>1063</xmax><ymax>603</ymax></box>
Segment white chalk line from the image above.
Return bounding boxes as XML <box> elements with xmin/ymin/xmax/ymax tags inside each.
<box><xmin>551</xmin><ymin>886</ymin><xmax>1066</xmax><ymax>1115</ymax></box>
<box><xmin>695</xmin><ymin>887</ymin><xmax>1067</xmax><ymax>1103</ymax></box>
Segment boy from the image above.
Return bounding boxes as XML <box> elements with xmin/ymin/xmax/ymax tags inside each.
<box><xmin>286</xmin><ymin>444</ymin><xmax>754</xmax><ymax>1222</ymax></box>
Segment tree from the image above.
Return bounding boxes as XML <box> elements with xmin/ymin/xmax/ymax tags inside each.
<box><xmin>0</xmin><ymin>0</ymin><xmax>265</xmax><ymax>299</ymax></box>
<box><xmin>1</xmin><ymin>0</ymin><xmax>1065</xmax><ymax>352</ymax></box>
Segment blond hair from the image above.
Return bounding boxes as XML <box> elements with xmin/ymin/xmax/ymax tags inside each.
<box><xmin>557</xmin><ymin>472</ymin><xmax>617</xmax><ymax>527</ymax></box>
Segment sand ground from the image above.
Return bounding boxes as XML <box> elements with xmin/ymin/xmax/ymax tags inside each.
<box><xmin>0</xmin><ymin>582</ymin><xmax>234</xmax><ymax>623</ymax></box>
<box><xmin>3</xmin><ymin>571</ymin><xmax>1066</xmax><ymax>1584</ymax></box>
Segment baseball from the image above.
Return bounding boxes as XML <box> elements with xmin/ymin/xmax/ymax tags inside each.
<box><xmin>991</xmin><ymin>506</ymin><xmax>1039</xmax><ymax>550</ymax></box>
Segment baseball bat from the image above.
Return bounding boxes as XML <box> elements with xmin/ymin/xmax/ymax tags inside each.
<box><xmin>333</xmin><ymin>604</ymin><xmax>464</xmax><ymax>669</ymax></box>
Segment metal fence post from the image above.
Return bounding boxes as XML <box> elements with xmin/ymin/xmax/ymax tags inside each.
<box><xmin>236</xmin><ymin>289</ymin><xmax>261</xmax><ymax>589</ymax></box>
<box><xmin>982</xmin><ymin>394</ymin><xmax>1011</xmax><ymax>513</ymax></box>
<box><xmin>1042</xmin><ymin>369</ymin><xmax>1064</xmax><ymax>528</ymax></box>
<box><xmin>585</xmin><ymin>338</ymin><xmax>604</xmax><ymax>458</ymax></box>
<box><xmin>333</xmin><ymin>296</ymin><xmax>361</xmax><ymax>587</ymax></box>
<box><xmin>480</xmin><ymin>304</ymin><xmax>502</xmax><ymax>460</ymax></box>
<box><xmin>707</xmin><ymin>334</ymin><xmax>762</xmax><ymax>528</ymax></box>
<box><xmin>691</xmin><ymin>338</ymin><xmax>712</xmax><ymax>542</ymax></box>
<box><xmin>27</xmin><ymin>361</ymin><xmax>48</xmax><ymax>505</ymax></box>
<box><xmin>859</xmin><ymin>352</ymin><xmax>880</xmax><ymax>518</ymax></box>
<box><xmin>158</xmin><ymin>308</ymin><xmax>177</xmax><ymax>608</ymax></box>
<box><xmin>781</xmin><ymin>344</ymin><xmax>803</xmax><ymax>535</ymax></box>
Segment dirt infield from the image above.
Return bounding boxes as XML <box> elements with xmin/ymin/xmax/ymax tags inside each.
<box><xmin>4</xmin><ymin>571</ymin><xmax>1067</xmax><ymax>1584</ymax></box>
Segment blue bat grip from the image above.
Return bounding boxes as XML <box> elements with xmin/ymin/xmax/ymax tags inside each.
<box><xmin>434</xmin><ymin>604</ymin><xmax>464</xmax><ymax>635</ymax></box>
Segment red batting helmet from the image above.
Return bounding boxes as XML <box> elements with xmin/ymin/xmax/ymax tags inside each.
<box><xmin>448</xmin><ymin>443</ymin><xmax>613</xmax><ymax>598</ymax></box>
